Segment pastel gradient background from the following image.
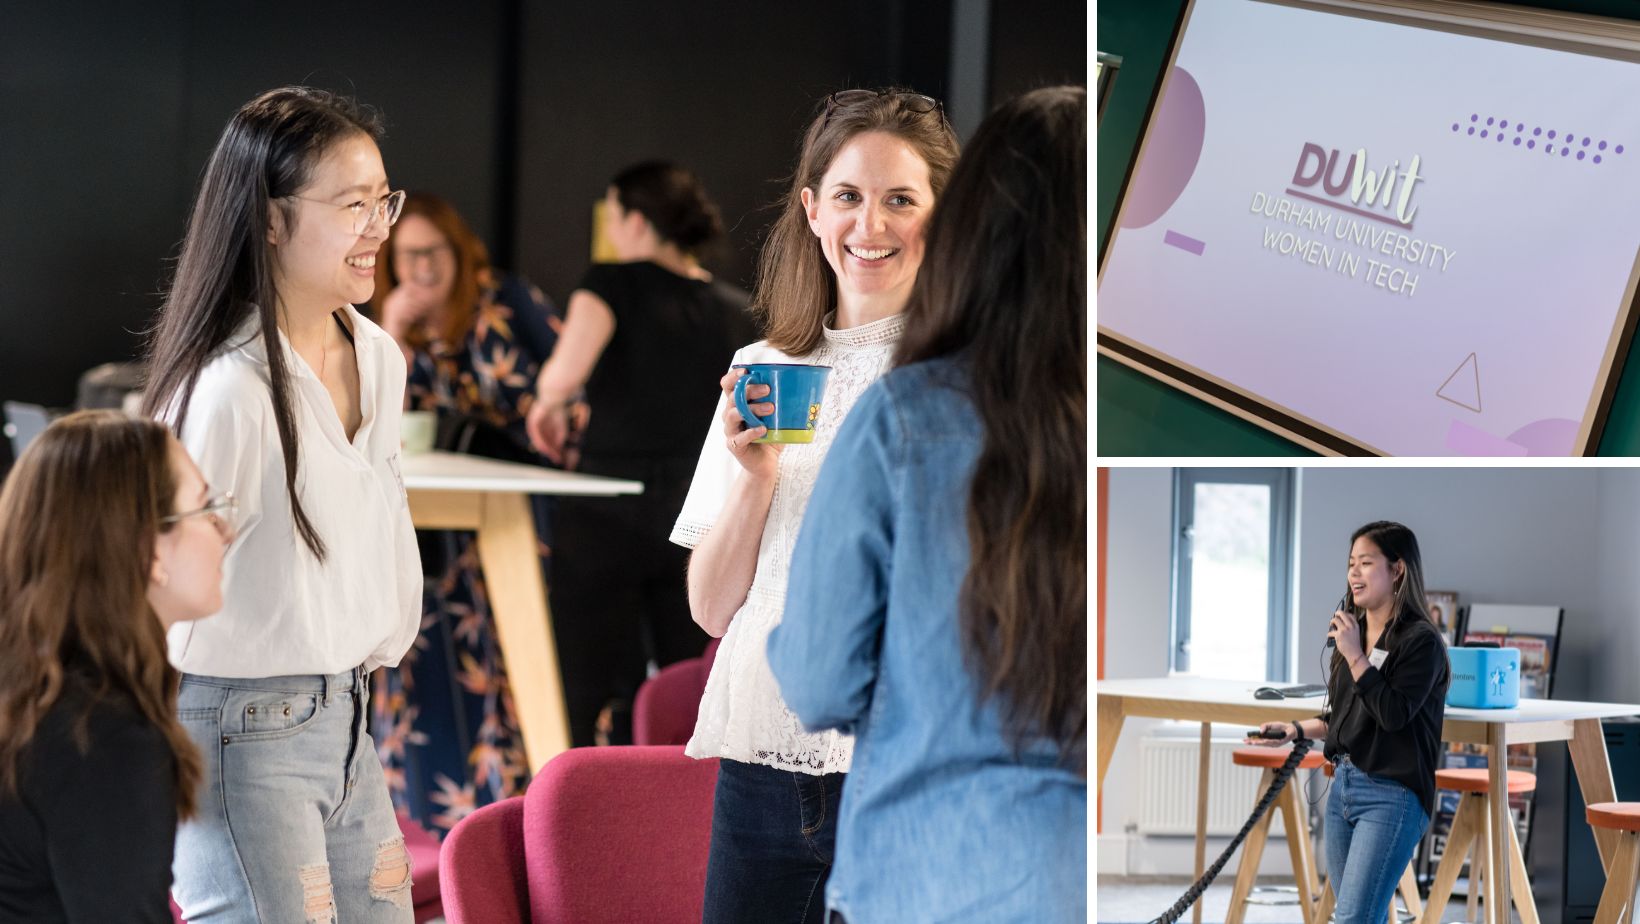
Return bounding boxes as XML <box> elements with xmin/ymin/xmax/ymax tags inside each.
<box><xmin>1097</xmin><ymin>0</ymin><xmax>1640</xmax><ymax>456</ymax></box>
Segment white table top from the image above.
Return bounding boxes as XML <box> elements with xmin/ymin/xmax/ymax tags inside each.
<box><xmin>1097</xmin><ymin>676</ymin><xmax>1640</xmax><ymax>724</ymax></box>
<box><xmin>401</xmin><ymin>450</ymin><xmax>643</xmax><ymax>497</ymax></box>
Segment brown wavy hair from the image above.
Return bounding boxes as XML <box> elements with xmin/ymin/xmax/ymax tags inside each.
<box><xmin>368</xmin><ymin>191</ymin><xmax>492</xmax><ymax>351</ymax></box>
<box><xmin>896</xmin><ymin>86</ymin><xmax>1088</xmax><ymax>768</ymax></box>
<box><xmin>754</xmin><ymin>88</ymin><xmax>959</xmax><ymax>356</ymax></box>
<box><xmin>142</xmin><ymin>86</ymin><xmax>387</xmax><ymax>561</ymax></box>
<box><xmin>0</xmin><ymin>411</ymin><xmax>204</xmax><ymax>818</ymax></box>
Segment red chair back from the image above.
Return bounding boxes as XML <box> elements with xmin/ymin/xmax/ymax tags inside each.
<box><xmin>439</xmin><ymin>797</ymin><xmax>529</xmax><ymax>924</ymax></box>
<box><xmin>524</xmin><ymin>745</ymin><xmax>719</xmax><ymax>924</ymax></box>
<box><xmin>633</xmin><ymin>638</ymin><xmax>721</xmax><ymax>746</ymax></box>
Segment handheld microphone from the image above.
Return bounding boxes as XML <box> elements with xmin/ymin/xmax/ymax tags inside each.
<box><xmin>1324</xmin><ymin>590</ymin><xmax>1352</xmax><ymax>653</ymax></box>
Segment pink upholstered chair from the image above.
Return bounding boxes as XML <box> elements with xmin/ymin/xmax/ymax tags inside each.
<box><xmin>633</xmin><ymin>638</ymin><xmax>721</xmax><ymax>746</ymax></box>
<box><xmin>439</xmin><ymin>796</ymin><xmax>529</xmax><ymax>924</ymax></box>
<box><xmin>441</xmin><ymin>745</ymin><xmax>720</xmax><ymax>924</ymax></box>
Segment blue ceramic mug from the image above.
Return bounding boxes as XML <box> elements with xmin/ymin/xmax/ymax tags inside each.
<box><xmin>732</xmin><ymin>363</ymin><xmax>833</xmax><ymax>444</ymax></box>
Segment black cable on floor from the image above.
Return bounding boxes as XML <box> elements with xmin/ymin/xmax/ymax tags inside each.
<box><xmin>1147</xmin><ymin>737</ymin><xmax>1315</xmax><ymax>924</ymax></box>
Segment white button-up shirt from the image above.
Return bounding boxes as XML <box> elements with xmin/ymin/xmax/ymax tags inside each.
<box><xmin>165</xmin><ymin>305</ymin><xmax>421</xmax><ymax>677</ymax></box>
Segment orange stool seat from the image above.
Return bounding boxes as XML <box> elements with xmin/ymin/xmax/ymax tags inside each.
<box><xmin>1435</xmin><ymin>768</ymin><xmax>1536</xmax><ymax>795</ymax></box>
<box><xmin>1232</xmin><ymin>746</ymin><xmax>1327</xmax><ymax>770</ymax></box>
<box><xmin>1588</xmin><ymin>802</ymin><xmax>1640</xmax><ymax>832</ymax></box>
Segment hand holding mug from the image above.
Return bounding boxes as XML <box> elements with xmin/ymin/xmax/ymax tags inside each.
<box><xmin>721</xmin><ymin>369</ymin><xmax>780</xmax><ymax>481</ymax></box>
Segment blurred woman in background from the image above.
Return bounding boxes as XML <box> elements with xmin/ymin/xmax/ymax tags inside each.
<box><xmin>371</xmin><ymin>191</ymin><xmax>562</xmax><ymax>832</ymax></box>
<box><xmin>526</xmin><ymin>161</ymin><xmax>754</xmax><ymax>746</ymax></box>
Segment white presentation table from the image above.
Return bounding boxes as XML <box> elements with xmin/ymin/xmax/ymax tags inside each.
<box><xmin>402</xmin><ymin>451</ymin><xmax>642</xmax><ymax>772</ymax></box>
<box><xmin>1097</xmin><ymin>677</ymin><xmax>1640</xmax><ymax>924</ymax></box>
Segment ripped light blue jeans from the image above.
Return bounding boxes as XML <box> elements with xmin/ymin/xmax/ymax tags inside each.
<box><xmin>1324</xmin><ymin>756</ymin><xmax>1430</xmax><ymax>924</ymax></box>
<box><xmin>171</xmin><ymin>668</ymin><xmax>413</xmax><ymax>923</ymax></box>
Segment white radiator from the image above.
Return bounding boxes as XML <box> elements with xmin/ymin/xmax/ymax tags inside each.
<box><xmin>1136</xmin><ymin>735</ymin><xmax>1302</xmax><ymax>836</ymax></box>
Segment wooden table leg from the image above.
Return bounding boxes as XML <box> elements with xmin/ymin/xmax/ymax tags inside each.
<box><xmin>1097</xmin><ymin>694</ymin><xmax>1126</xmax><ymax>789</ymax></box>
<box><xmin>1486</xmin><ymin>724</ymin><xmax>1509</xmax><ymax>924</ymax></box>
<box><xmin>474</xmin><ymin>491</ymin><xmax>571</xmax><ymax>773</ymax></box>
<box><xmin>1570</xmin><ymin>717</ymin><xmax>1621</xmax><ymax>875</ymax></box>
<box><xmin>1194</xmin><ymin>722</ymin><xmax>1211</xmax><ymax>924</ymax></box>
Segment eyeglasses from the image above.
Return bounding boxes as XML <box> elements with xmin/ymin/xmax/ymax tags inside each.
<box><xmin>823</xmin><ymin>89</ymin><xmax>947</xmax><ymax>129</ymax></box>
<box><xmin>162</xmin><ymin>491</ymin><xmax>238</xmax><ymax>539</ymax></box>
<box><xmin>286</xmin><ymin>189</ymin><xmax>407</xmax><ymax>235</ymax></box>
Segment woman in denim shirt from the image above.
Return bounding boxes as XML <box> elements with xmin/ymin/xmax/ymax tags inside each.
<box><xmin>768</xmin><ymin>86</ymin><xmax>1087</xmax><ymax>924</ymax></box>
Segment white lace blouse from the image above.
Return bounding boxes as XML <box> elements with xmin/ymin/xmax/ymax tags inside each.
<box><xmin>670</xmin><ymin>313</ymin><xmax>905</xmax><ymax>774</ymax></box>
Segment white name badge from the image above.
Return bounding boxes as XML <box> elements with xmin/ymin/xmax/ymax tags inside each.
<box><xmin>1369</xmin><ymin>649</ymin><xmax>1389</xmax><ymax>669</ymax></box>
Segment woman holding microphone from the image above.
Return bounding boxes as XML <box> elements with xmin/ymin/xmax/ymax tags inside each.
<box><xmin>1247</xmin><ymin>520</ymin><xmax>1450</xmax><ymax>924</ymax></box>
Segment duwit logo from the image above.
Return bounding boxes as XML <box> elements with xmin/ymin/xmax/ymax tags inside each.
<box><xmin>1289</xmin><ymin>143</ymin><xmax>1424</xmax><ymax>227</ymax></box>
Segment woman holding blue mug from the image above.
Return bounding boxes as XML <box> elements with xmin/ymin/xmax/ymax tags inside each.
<box><xmin>670</xmin><ymin>88</ymin><xmax>958</xmax><ymax>923</ymax></box>
<box><xmin>1246</xmin><ymin>521</ymin><xmax>1450</xmax><ymax>924</ymax></box>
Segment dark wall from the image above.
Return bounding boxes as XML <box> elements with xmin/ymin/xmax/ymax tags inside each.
<box><xmin>0</xmin><ymin>0</ymin><xmax>1083</xmax><ymax>471</ymax></box>
<box><xmin>1096</xmin><ymin>0</ymin><xmax>1640</xmax><ymax>456</ymax></box>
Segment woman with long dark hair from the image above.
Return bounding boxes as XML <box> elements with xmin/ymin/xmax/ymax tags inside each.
<box><xmin>1246</xmin><ymin>520</ymin><xmax>1450</xmax><ymax>924</ymax></box>
<box><xmin>524</xmin><ymin>160</ymin><xmax>754</xmax><ymax>747</ymax></box>
<box><xmin>0</xmin><ymin>411</ymin><xmax>228</xmax><ymax>921</ymax></box>
<box><xmin>767</xmin><ymin>85</ymin><xmax>1087</xmax><ymax>922</ymax></box>
<box><xmin>142</xmin><ymin>86</ymin><xmax>421</xmax><ymax>922</ymax></box>
<box><xmin>671</xmin><ymin>90</ymin><xmax>958</xmax><ymax>923</ymax></box>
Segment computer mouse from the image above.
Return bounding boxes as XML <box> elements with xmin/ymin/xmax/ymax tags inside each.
<box><xmin>1254</xmin><ymin>687</ymin><xmax>1283</xmax><ymax>700</ymax></box>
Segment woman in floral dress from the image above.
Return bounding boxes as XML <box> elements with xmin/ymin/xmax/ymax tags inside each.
<box><xmin>369</xmin><ymin>192</ymin><xmax>561</xmax><ymax>834</ymax></box>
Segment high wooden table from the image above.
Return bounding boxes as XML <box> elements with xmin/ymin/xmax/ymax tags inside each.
<box><xmin>402</xmin><ymin>450</ymin><xmax>642</xmax><ymax>773</ymax></box>
<box><xmin>1097</xmin><ymin>677</ymin><xmax>1640</xmax><ymax>924</ymax></box>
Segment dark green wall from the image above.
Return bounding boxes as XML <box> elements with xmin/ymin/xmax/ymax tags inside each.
<box><xmin>1096</xmin><ymin>0</ymin><xmax>1640</xmax><ymax>456</ymax></box>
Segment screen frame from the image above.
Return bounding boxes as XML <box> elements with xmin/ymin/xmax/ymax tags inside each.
<box><xmin>1096</xmin><ymin>0</ymin><xmax>1640</xmax><ymax>456</ymax></box>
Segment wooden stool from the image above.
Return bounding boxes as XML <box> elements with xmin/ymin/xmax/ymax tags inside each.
<box><xmin>1425</xmin><ymin>767</ymin><xmax>1539</xmax><ymax>924</ymax></box>
<box><xmin>1314</xmin><ymin>761</ymin><xmax>1423</xmax><ymax>924</ymax></box>
<box><xmin>1585</xmin><ymin>802</ymin><xmax>1640</xmax><ymax>924</ymax></box>
<box><xmin>1226</xmin><ymin>746</ymin><xmax>1327</xmax><ymax>924</ymax></box>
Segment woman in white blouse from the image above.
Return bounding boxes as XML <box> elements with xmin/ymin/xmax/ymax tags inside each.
<box><xmin>671</xmin><ymin>89</ymin><xmax>958</xmax><ymax>924</ymax></box>
<box><xmin>141</xmin><ymin>87</ymin><xmax>421</xmax><ymax>923</ymax></box>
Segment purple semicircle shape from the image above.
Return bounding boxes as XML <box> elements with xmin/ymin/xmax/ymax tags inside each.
<box><xmin>1121</xmin><ymin>66</ymin><xmax>1206</xmax><ymax>230</ymax></box>
<box><xmin>1506</xmin><ymin>418</ymin><xmax>1580</xmax><ymax>456</ymax></box>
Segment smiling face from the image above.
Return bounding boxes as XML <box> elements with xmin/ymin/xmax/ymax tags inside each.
<box><xmin>389</xmin><ymin>213</ymin><xmax>456</xmax><ymax>303</ymax></box>
<box><xmin>799</xmin><ymin>130</ymin><xmax>934</xmax><ymax>314</ymax></box>
<box><xmin>1347</xmin><ymin>536</ymin><xmax>1403</xmax><ymax>614</ymax></box>
<box><xmin>269</xmin><ymin>132</ymin><xmax>391</xmax><ymax>314</ymax></box>
<box><xmin>148</xmin><ymin>438</ymin><xmax>231</xmax><ymax>628</ymax></box>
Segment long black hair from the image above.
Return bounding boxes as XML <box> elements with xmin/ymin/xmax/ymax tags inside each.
<box><xmin>141</xmin><ymin>87</ymin><xmax>385</xmax><ymax>560</ymax></box>
<box><xmin>896</xmin><ymin>86</ymin><xmax>1087</xmax><ymax>765</ymax></box>
<box><xmin>1332</xmin><ymin>520</ymin><xmax>1436</xmax><ymax>678</ymax></box>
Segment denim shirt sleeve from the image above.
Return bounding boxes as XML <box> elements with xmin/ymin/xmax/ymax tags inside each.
<box><xmin>769</xmin><ymin>380</ymin><xmax>900</xmax><ymax>733</ymax></box>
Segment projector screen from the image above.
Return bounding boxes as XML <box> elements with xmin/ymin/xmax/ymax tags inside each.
<box><xmin>1097</xmin><ymin>0</ymin><xmax>1640</xmax><ymax>456</ymax></box>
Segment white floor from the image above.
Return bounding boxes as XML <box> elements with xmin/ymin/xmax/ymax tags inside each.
<box><xmin>1094</xmin><ymin>876</ymin><xmax>1523</xmax><ymax>924</ymax></box>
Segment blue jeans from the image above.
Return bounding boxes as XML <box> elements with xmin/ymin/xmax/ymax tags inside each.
<box><xmin>1324</xmin><ymin>757</ymin><xmax>1429</xmax><ymax>924</ymax></box>
<box><xmin>172</xmin><ymin>669</ymin><xmax>413</xmax><ymax>923</ymax></box>
<box><xmin>702</xmin><ymin>758</ymin><xmax>846</xmax><ymax>924</ymax></box>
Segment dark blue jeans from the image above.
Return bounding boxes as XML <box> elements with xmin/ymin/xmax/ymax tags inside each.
<box><xmin>702</xmin><ymin>758</ymin><xmax>846</xmax><ymax>924</ymax></box>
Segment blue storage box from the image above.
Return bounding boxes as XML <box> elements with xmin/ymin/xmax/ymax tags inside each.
<box><xmin>1446</xmin><ymin>646</ymin><xmax>1520</xmax><ymax>708</ymax></box>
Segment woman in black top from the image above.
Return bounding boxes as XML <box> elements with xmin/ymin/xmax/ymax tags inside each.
<box><xmin>0</xmin><ymin>412</ymin><xmax>233</xmax><ymax>922</ymax></box>
<box><xmin>525</xmin><ymin>161</ymin><xmax>755</xmax><ymax>745</ymax></box>
<box><xmin>1248</xmin><ymin>520</ymin><xmax>1450</xmax><ymax>924</ymax></box>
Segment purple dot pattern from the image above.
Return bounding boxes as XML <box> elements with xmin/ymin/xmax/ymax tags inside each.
<box><xmin>1452</xmin><ymin>114</ymin><xmax>1624</xmax><ymax>166</ymax></box>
